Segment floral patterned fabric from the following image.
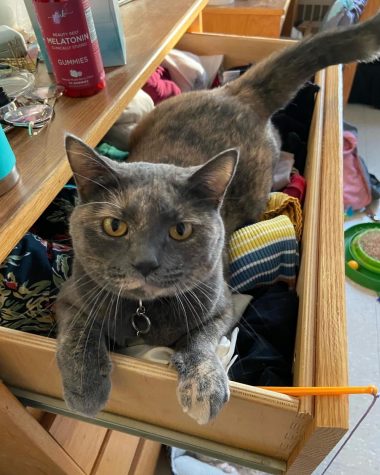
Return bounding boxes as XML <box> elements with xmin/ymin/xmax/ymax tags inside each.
<box><xmin>0</xmin><ymin>186</ymin><xmax>76</xmax><ymax>336</ymax></box>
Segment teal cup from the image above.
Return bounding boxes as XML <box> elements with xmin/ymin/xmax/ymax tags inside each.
<box><xmin>0</xmin><ymin>125</ymin><xmax>19</xmax><ymax>196</ymax></box>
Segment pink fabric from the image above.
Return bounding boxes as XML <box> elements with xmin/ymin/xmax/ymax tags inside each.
<box><xmin>343</xmin><ymin>131</ymin><xmax>372</xmax><ymax>210</ymax></box>
<box><xmin>142</xmin><ymin>66</ymin><xmax>181</xmax><ymax>105</ymax></box>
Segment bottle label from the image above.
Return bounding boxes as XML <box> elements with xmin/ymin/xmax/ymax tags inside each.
<box><xmin>33</xmin><ymin>0</ymin><xmax>105</xmax><ymax>93</ymax></box>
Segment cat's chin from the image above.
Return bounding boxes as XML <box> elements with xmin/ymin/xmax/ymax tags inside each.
<box><xmin>121</xmin><ymin>282</ymin><xmax>174</xmax><ymax>301</ymax></box>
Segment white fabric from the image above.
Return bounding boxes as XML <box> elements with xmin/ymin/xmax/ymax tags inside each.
<box><xmin>163</xmin><ymin>49</ymin><xmax>224</xmax><ymax>91</ymax></box>
<box><xmin>162</xmin><ymin>49</ymin><xmax>209</xmax><ymax>92</ymax></box>
<box><xmin>198</xmin><ymin>54</ymin><xmax>224</xmax><ymax>88</ymax></box>
<box><xmin>103</xmin><ymin>89</ymin><xmax>154</xmax><ymax>150</ymax></box>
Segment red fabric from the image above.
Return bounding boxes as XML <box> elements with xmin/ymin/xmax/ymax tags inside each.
<box><xmin>283</xmin><ymin>172</ymin><xmax>307</xmax><ymax>204</ymax></box>
<box><xmin>142</xmin><ymin>66</ymin><xmax>181</xmax><ymax>104</ymax></box>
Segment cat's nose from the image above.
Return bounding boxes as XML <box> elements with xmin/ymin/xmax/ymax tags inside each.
<box><xmin>132</xmin><ymin>258</ymin><xmax>160</xmax><ymax>277</ymax></box>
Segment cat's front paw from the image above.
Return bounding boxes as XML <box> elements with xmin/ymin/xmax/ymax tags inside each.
<box><xmin>57</xmin><ymin>346</ymin><xmax>112</xmax><ymax>417</ymax></box>
<box><xmin>63</xmin><ymin>372</ymin><xmax>111</xmax><ymax>417</ymax></box>
<box><xmin>172</xmin><ymin>351</ymin><xmax>230</xmax><ymax>425</ymax></box>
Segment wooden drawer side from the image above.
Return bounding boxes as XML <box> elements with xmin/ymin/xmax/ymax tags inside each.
<box><xmin>293</xmin><ymin>69</ymin><xmax>325</xmax><ymax>415</ymax></box>
<box><xmin>287</xmin><ymin>65</ymin><xmax>348</xmax><ymax>475</ymax></box>
<box><xmin>314</xmin><ymin>65</ymin><xmax>348</xmax><ymax>426</ymax></box>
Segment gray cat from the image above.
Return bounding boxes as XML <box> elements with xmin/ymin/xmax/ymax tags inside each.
<box><xmin>56</xmin><ymin>14</ymin><xmax>380</xmax><ymax>424</ymax></box>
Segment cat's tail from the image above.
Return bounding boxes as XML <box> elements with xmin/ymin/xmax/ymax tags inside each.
<box><xmin>226</xmin><ymin>11</ymin><xmax>380</xmax><ymax>118</ymax></box>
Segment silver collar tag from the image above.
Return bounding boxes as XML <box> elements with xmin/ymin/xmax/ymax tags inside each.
<box><xmin>131</xmin><ymin>300</ymin><xmax>151</xmax><ymax>337</ymax></box>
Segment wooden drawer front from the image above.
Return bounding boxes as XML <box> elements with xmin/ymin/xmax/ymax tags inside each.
<box><xmin>202</xmin><ymin>9</ymin><xmax>285</xmax><ymax>38</ymax></box>
<box><xmin>0</xmin><ymin>33</ymin><xmax>346</xmax><ymax>473</ymax></box>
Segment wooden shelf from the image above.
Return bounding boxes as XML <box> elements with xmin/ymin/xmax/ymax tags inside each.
<box><xmin>0</xmin><ymin>0</ymin><xmax>207</xmax><ymax>264</ymax></box>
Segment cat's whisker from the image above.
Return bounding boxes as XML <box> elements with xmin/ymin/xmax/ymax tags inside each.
<box><xmin>73</xmin><ymin>172</ymin><xmax>116</xmax><ymax>195</ymax></box>
<box><xmin>187</xmin><ymin>288</ymin><xmax>210</xmax><ymax>317</ymax></box>
<box><xmin>76</xmin><ymin>201</ymin><xmax>122</xmax><ymax>210</ymax></box>
<box><xmin>74</xmin><ymin>286</ymin><xmax>105</xmax><ymax>357</ymax></box>
<box><xmin>173</xmin><ymin>287</ymin><xmax>192</xmax><ymax>336</ymax></box>
<box><xmin>63</xmin><ymin>285</ymin><xmax>100</xmax><ymax>336</ymax></box>
<box><xmin>239</xmin><ymin>315</ymin><xmax>268</xmax><ymax>345</ymax></box>
<box><xmin>191</xmin><ymin>283</ymin><xmax>215</xmax><ymax>306</ymax></box>
<box><xmin>47</xmin><ymin>320</ymin><xmax>58</xmax><ymax>339</ymax></box>
<box><xmin>63</xmin><ymin>275</ymin><xmax>99</xmax><ymax>301</ymax></box>
<box><xmin>176</xmin><ymin>286</ymin><xmax>209</xmax><ymax>339</ymax></box>
<box><xmin>174</xmin><ymin>294</ymin><xmax>191</xmax><ymax>349</ymax></box>
<box><xmin>68</xmin><ymin>149</ymin><xmax>122</xmax><ymax>185</ymax></box>
<box><xmin>112</xmin><ymin>286</ymin><xmax>123</xmax><ymax>347</ymax></box>
<box><xmin>106</xmin><ymin>292</ymin><xmax>116</xmax><ymax>352</ymax></box>
<box><xmin>98</xmin><ymin>291</ymin><xmax>114</xmax><ymax>364</ymax></box>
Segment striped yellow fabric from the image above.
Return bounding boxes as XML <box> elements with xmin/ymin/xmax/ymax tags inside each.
<box><xmin>229</xmin><ymin>215</ymin><xmax>295</xmax><ymax>262</ymax></box>
<box><xmin>228</xmin><ymin>215</ymin><xmax>299</xmax><ymax>292</ymax></box>
<box><xmin>260</xmin><ymin>192</ymin><xmax>303</xmax><ymax>240</ymax></box>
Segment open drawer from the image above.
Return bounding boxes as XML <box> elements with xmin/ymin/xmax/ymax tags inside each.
<box><xmin>0</xmin><ymin>33</ymin><xmax>347</xmax><ymax>474</ymax></box>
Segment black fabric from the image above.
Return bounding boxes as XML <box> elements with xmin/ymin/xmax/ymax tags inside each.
<box><xmin>272</xmin><ymin>81</ymin><xmax>320</xmax><ymax>174</ymax></box>
<box><xmin>30</xmin><ymin>184</ymin><xmax>77</xmax><ymax>241</ymax></box>
<box><xmin>349</xmin><ymin>61</ymin><xmax>380</xmax><ymax>109</ymax></box>
<box><xmin>0</xmin><ymin>186</ymin><xmax>76</xmax><ymax>335</ymax></box>
<box><xmin>370</xmin><ymin>173</ymin><xmax>380</xmax><ymax>201</ymax></box>
<box><xmin>230</xmin><ymin>283</ymin><xmax>298</xmax><ymax>386</ymax></box>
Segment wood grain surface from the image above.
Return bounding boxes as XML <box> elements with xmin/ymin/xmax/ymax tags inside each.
<box><xmin>315</xmin><ymin>65</ymin><xmax>348</xmax><ymax>427</ymax></box>
<box><xmin>202</xmin><ymin>0</ymin><xmax>291</xmax><ymax>37</ymax></box>
<box><xmin>293</xmin><ymin>69</ymin><xmax>325</xmax><ymax>417</ymax></box>
<box><xmin>48</xmin><ymin>416</ymin><xmax>108</xmax><ymax>474</ymax></box>
<box><xmin>204</xmin><ymin>0</ymin><xmax>290</xmax><ymax>16</ymax></box>
<box><xmin>0</xmin><ymin>324</ymin><xmax>301</xmax><ymax>461</ymax></box>
<box><xmin>0</xmin><ymin>383</ymin><xmax>84</xmax><ymax>475</ymax></box>
<box><xmin>0</xmin><ymin>0</ymin><xmax>207</xmax><ymax>264</ymax></box>
<box><xmin>287</xmin><ymin>65</ymin><xmax>348</xmax><ymax>475</ymax></box>
<box><xmin>92</xmin><ymin>430</ymin><xmax>141</xmax><ymax>475</ymax></box>
<box><xmin>129</xmin><ymin>438</ymin><xmax>162</xmax><ymax>475</ymax></box>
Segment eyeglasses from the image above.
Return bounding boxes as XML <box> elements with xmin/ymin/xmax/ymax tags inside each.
<box><xmin>0</xmin><ymin>66</ymin><xmax>64</xmax><ymax>136</ymax></box>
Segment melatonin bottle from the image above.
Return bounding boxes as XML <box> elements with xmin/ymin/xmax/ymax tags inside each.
<box><xmin>32</xmin><ymin>0</ymin><xmax>106</xmax><ymax>97</ymax></box>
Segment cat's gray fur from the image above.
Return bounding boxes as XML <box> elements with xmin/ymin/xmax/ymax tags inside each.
<box><xmin>57</xmin><ymin>14</ymin><xmax>380</xmax><ymax>424</ymax></box>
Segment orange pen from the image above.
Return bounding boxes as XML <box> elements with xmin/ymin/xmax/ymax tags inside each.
<box><xmin>259</xmin><ymin>385</ymin><xmax>379</xmax><ymax>397</ymax></box>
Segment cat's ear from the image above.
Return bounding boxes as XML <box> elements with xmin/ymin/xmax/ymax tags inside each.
<box><xmin>188</xmin><ymin>148</ymin><xmax>239</xmax><ymax>207</ymax></box>
<box><xmin>65</xmin><ymin>134</ymin><xmax>118</xmax><ymax>200</ymax></box>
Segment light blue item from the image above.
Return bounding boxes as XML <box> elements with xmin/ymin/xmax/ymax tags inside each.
<box><xmin>24</xmin><ymin>0</ymin><xmax>127</xmax><ymax>72</ymax></box>
<box><xmin>23</xmin><ymin>0</ymin><xmax>53</xmax><ymax>72</ymax></box>
<box><xmin>0</xmin><ymin>125</ymin><xmax>19</xmax><ymax>195</ymax></box>
<box><xmin>91</xmin><ymin>0</ymin><xmax>127</xmax><ymax>67</ymax></box>
<box><xmin>171</xmin><ymin>448</ymin><xmax>226</xmax><ymax>475</ymax></box>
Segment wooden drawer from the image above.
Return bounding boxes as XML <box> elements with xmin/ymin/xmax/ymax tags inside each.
<box><xmin>202</xmin><ymin>0</ymin><xmax>290</xmax><ymax>38</ymax></box>
<box><xmin>0</xmin><ymin>33</ymin><xmax>346</xmax><ymax>474</ymax></box>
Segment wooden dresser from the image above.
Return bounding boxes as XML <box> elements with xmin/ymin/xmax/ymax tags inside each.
<box><xmin>0</xmin><ymin>1</ymin><xmax>348</xmax><ymax>474</ymax></box>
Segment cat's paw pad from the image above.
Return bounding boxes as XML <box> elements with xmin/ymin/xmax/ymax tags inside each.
<box><xmin>173</xmin><ymin>354</ymin><xmax>230</xmax><ymax>425</ymax></box>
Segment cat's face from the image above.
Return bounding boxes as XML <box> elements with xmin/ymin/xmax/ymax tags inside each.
<box><xmin>66</xmin><ymin>135</ymin><xmax>238</xmax><ymax>301</ymax></box>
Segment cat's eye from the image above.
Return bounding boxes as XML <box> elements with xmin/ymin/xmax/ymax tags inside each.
<box><xmin>169</xmin><ymin>222</ymin><xmax>193</xmax><ymax>241</ymax></box>
<box><xmin>102</xmin><ymin>218</ymin><xmax>128</xmax><ymax>237</ymax></box>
